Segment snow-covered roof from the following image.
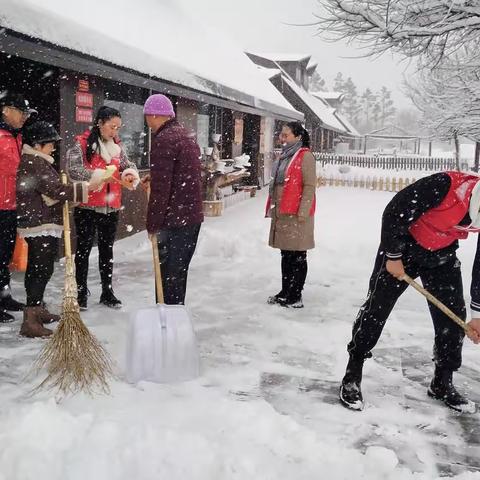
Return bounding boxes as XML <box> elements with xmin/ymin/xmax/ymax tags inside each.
<box><xmin>0</xmin><ymin>0</ymin><xmax>303</xmax><ymax>121</ymax></box>
<box><xmin>312</xmin><ymin>91</ymin><xmax>345</xmax><ymax>102</ymax></box>
<box><xmin>255</xmin><ymin>66</ymin><xmax>283</xmax><ymax>81</ymax></box>
<box><xmin>306</xmin><ymin>60</ymin><xmax>318</xmax><ymax>72</ymax></box>
<box><xmin>247</xmin><ymin>52</ymin><xmax>312</xmax><ymax>63</ymax></box>
<box><xmin>281</xmin><ymin>76</ymin><xmax>351</xmax><ymax>133</ymax></box>
<box><xmin>334</xmin><ymin>114</ymin><xmax>361</xmax><ymax>137</ymax></box>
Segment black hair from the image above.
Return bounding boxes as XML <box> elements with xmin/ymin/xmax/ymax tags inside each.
<box><xmin>284</xmin><ymin>121</ymin><xmax>310</xmax><ymax>148</ymax></box>
<box><xmin>86</xmin><ymin>106</ymin><xmax>121</xmax><ymax>162</ymax></box>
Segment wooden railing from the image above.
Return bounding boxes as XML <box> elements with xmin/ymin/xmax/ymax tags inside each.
<box><xmin>313</xmin><ymin>153</ymin><xmax>456</xmax><ymax>171</ymax></box>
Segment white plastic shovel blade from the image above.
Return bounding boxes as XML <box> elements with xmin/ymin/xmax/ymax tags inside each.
<box><xmin>126</xmin><ymin>304</ymin><xmax>200</xmax><ymax>384</ymax></box>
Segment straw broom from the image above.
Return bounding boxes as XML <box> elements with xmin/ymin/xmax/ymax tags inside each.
<box><xmin>33</xmin><ymin>173</ymin><xmax>114</xmax><ymax>395</ymax></box>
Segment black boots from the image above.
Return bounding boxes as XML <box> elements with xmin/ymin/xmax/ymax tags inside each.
<box><xmin>77</xmin><ymin>286</ymin><xmax>90</xmax><ymax>311</ymax></box>
<box><xmin>339</xmin><ymin>356</ymin><xmax>365</xmax><ymax>411</ymax></box>
<box><xmin>428</xmin><ymin>367</ymin><xmax>476</xmax><ymax>413</ymax></box>
<box><xmin>267</xmin><ymin>291</ymin><xmax>304</xmax><ymax>308</ymax></box>
<box><xmin>0</xmin><ymin>294</ymin><xmax>24</xmax><ymax>323</ymax></box>
<box><xmin>78</xmin><ymin>286</ymin><xmax>121</xmax><ymax>310</ymax></box>
<box><xmin>267</xmin><ymin>291</ymin><xmax>286</xmax><ymax>305</ymax></box>
<box><xmin>0</xmin><ymin>295</ymin><xmax>25</xmax><ymax>312</ymax></box>
<box><xmin>100</xmin><ymin>288</ymin><xmax>122</xmax><ymax>309</ymax></box>
<box><xmin>0</xmin><ymin>310</ymin><xmax>14</xmax><ymax>323</ymax></box>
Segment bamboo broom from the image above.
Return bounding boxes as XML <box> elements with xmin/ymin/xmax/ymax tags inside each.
<box><xmin>33</xmin><ymin>173</ymin><xmax>114</xmax><ymax>395</ymax></box>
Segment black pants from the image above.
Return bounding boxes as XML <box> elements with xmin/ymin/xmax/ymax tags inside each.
<box><xmin>74</xmin><ymin>208</ymin><xmax>119</xmax><ymax>293</ymax></box>
<box><xmin>24</xmin><ymin>236</ymin><xmax>58</xmax><ymax>306</ymax></box>
<box><xmin>280</xmin><ymin>250</ymin><xmax>307</xmax><ymax>302</ymax></box>
<box><xmin>156</xmin><ymin>224</ymin><xmax>201</xmax><ymax>305</ymax></box>
<box><xmin>348</xmin><ymin>246</ymin><xmax>466</xmax><ymax>371</ymax></box>
<box><xmin>0</xmin><ymin>210</ymin><xmax>17</xmax><ymax>296</ymax></box>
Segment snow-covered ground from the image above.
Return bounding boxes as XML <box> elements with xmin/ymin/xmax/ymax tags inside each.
<box><xmin>2</xmin><ymin>187</ymin><xmax>480</xmax><ymax>479</ymax></box>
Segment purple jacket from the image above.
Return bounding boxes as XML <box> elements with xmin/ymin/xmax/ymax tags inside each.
<box><xmin>147</xmin><ymin>119</ymin><xmax>204</xmax><ymax>233</ymax></box>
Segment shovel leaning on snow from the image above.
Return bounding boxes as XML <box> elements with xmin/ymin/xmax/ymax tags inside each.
<box><xmin>126</xmin><ymin>191</ymin><xmax>200</xmax><ymax>384</ymax></box>
<box><xmin>402</xmin><ymin>274</ymin><xmax>472</xmax><ymax>337</ymax></box>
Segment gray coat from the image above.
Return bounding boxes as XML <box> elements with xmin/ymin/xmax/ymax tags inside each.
<box><xmin>268</xmin><ymin>151</ymin><xmax>316</xmax><ymax>251</ymax></box>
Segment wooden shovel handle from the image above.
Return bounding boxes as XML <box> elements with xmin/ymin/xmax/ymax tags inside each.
<box><xmin>402</xmin><ymin>274</ymin><xmax>469</xmax><ymax>332</ymax></box>
<box><xmin>151</xmin><ymin>235</ymin><xmax>164</xmax><ymax>304</ymax></box>
<box><xmin>146</xmin><ymin>185</ymin><xmax>164</xmax><ymax>304</ymax></box>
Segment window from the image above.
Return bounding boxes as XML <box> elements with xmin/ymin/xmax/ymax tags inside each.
<box><xmin>104</xmin><ymin>99</ymin><xmax>148</xmax><ymax>169</ymax></box>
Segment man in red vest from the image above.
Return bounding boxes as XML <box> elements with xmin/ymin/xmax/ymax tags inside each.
<box><xmin>340</xmin><ymin>171</ymin><xmax>480</xmax><ymax>414</ymax></box>
<box><xmin>0</xmin><ymin>93</ymin><xmax>36</xmax><ymax>323</ymax></box>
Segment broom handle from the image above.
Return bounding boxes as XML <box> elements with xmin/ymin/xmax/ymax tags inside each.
<box><xmin>146</xmin><ymin>184</ymin><xmax>164</xmax><ymax>304</ymax></box>
<box><xmin>402</xmin><ymin>274</ymin><xmax>469</xmax><ymax>332</ymax></box>
<box><xmin>61</xmin><ymin>173</ymin><xmax>74</xmax><ymax>277</ymax></box>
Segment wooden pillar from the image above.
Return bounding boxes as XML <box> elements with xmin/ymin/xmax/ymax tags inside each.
<box><xmin>428</xmin><ymin>141</ymin><xmax>432</xmax><ymax>157</ymax></box>
<box><xmin>363</xmin><ymin>136</ymin><xmax>367</xmax><ymax>154</ymax></box>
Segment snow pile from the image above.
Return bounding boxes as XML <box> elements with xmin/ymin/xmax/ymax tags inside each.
<box><xmin>0</xmin><ymin>389</ymin><xmax>429</xmax><ymax>480</ymax></box>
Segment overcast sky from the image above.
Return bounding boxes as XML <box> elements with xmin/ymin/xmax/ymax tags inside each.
<box><xmin>192</xmin><ymin>0</ymin><xmax>414</xmax><ymax>109</ymax></box>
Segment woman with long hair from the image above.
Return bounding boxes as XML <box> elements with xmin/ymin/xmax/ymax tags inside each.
<box><xmin>265</xmin><ymin>122</ymin><xmax>316</xmax><ymax>308</ymax></box>
<box><xmin>67</xmin><ymin>106</ymin><xmax>139</xmax><ymax>310</ymax></box>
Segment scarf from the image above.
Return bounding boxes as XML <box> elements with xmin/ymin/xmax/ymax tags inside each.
<box><xmin>97</xmin><ymin>138</ymin><xmax>121</xmax><ymax>164</ymax></box>
<box><xmin>269</xmin><ymin>140</ymin><xmax>303</xmax><ymax>197</ymax></box>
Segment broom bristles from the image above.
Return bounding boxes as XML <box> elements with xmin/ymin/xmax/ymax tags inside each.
<box><xmin>32</xmin><ymin>273</ymin><xmax>114</xmax><ymax>395</ymax></box>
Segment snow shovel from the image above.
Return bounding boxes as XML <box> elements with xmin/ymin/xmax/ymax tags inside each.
<box><xmin>125</xmin><ymin>233</ymin><xmax>200</xmax><ymax>384</ymax></box>
<box><xmin>402</xmin><ymin>274</ymin><xmax>472</xmax><ymax>336</ymax></box>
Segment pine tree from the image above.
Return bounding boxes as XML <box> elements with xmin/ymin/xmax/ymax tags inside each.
<box><xmin>333</xmin><ymin>72</ymin><xmax>345</xmax><ymax>93</ymax></box>
<box><xmin>342</xmin><ymin>77</ymin><xmax>361</xmax><ymax>124</ymax></box>
<box><xmin>379</xmin><ymin>87</ymin><xmax>396</xmax><ymax>127</ymax></box>
<box><xmin>309</xmin><ymin>71</ymin><xmax>328</xmax><ymax>92</ymax></box>
<box><xmin>360</xmin><ymin>88</ymin><xmax>376</xmax><ymax>128</ymax></box>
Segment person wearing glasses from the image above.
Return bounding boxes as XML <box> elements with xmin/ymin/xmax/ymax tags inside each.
<box><xmin>67</xmin><ymin>106</ymin><xmax>139</xmax><ymax>310</ymax></box>
<box><xmin>0</xmin><ymin>92</ymin><xmax>37</xmax><ymax>323</ymax></box>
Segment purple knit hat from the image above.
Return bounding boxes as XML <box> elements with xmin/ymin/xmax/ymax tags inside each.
<box><xmin>143</xmin><ymin>94</ymin><xmax>175</xmax><ymax>117</ymax></box>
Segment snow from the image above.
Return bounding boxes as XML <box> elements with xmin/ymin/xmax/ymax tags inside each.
<box><xmin>282</xmin><ymin>75</ymin><xmax>353</xmax><ymax>134</ymax></box>
<box><xmin>2</xmin><ymin>187</ymin><xmax>480</xmax><ymax>477</ymax></box>
<box><xmin>311</xmin><ymin>91</ymin><xmax>344</xmax><ymax>101</ymax></box>
<box><xmin>0</xmin><ymin>0</ymin><xmax>302</xmax><ymax>120</ymax></box>
<box><xmin>247</xmin><ymin>52</ymin><xmax>312</xmax><ymax>63</ymax></box>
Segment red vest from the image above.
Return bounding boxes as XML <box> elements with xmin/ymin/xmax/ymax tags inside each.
<box><xmin>0</xmin><ymin>129</ymin><xmax>22</xmax><ymax>210</ymax></box>
<box><xmin>76</xmin><ymin>131</ymin><xmax>122</xmax><ymax>209</ymax></box>
<box><xmin>265</xmin><ymin>148</ymin><xmax>316</xmax><ymax>216</ymax></box>
<box><xmin>409</xmin><ymin>171</ymin><xmax>480</xmax><ymax>251</ymax></box>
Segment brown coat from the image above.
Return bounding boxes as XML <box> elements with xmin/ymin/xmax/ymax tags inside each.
<box><xmin>16</xmin><ymin>145</ymin><xmax>87</xmax><ymax>236</ymax></box>
<box><xmin>268</xmin><ymin>151</ymin><xmax>316</xmax><ymax>251</ymax></box>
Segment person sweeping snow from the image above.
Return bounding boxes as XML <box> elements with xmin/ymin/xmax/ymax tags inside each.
<box><xmin>340</xmin><ymin>171</ymin><xmax>480</xmax><ymax>413</ymax></box>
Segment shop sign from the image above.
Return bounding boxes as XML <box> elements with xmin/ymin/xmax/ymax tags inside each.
<box><xmin>78</xmin><ymin>79</ymin><xmax>89</xmax><ymax>91</ymax></box>
<box><xmin>234</xmin><ymin>118</ymin><xmax>243</xmax><ymax>145</ymax></box>
<box><xmin>76</xmin><ymin>107</ymin><xmax>93</xmax><ymax>123</ymax></box>
<box><xmin>75</xmin><ymin>91</ymin><xmax>93</xmax><ymax>108</ymax></box>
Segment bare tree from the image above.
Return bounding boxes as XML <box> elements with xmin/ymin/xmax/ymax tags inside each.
<box><xmin>314</xmin><ymin>1</ymin><xmax>480</xmax><ymax>66</ymax></box>
<box><xmin>407</xmin><ymin>53</ymin><xmax>480</xmax><ymax>168</ymax></box>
